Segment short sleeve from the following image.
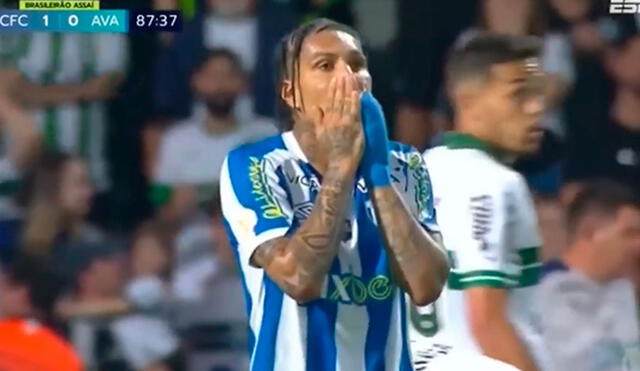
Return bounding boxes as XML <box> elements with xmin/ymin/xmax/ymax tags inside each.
<box><xmin>92</xmin><ymin>33</ymin><xmax>128</xmax><ymax>74</ymax></box>
<box><xmin>389</xmin><ymin>146</ymin><xmax>439</xmax><ymax>233</ymax></box>
<box><xmin>153</xmin><ymin>128</ymin><xmax>181</xmax><ymax>184</ymax></box>
<box><xmin>220</xmin><ymin>150</ymin><xmax>294</xmax><ymax>266</ymax></box>
<box><xmin>445</xmin><ymin>178</ymin><xmax>522</xmax><ymax>290</ymax></box>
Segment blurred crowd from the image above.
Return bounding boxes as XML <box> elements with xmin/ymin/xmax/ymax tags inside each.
<box><xmin>0</xmin><ymin>0</ymin><xmax>638</xmax><ymax>370</ymax></box>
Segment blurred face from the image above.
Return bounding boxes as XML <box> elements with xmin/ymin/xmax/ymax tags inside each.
<box><xmin>207</xmin><ymin>0</ymin><xmax>254</xmax><ymax>16</ymax></box>
<box><xmin>483</xmin><ymin>0</ymin><xmax>533</xmax><ymax>35</ymax></box>
<box><xmin>469</xmin><ymin>59</ymin><xmax>546</xmax><ymax>154</ymax></box>
<box><xmin>82</xmin><ymin>257</ymin><xmax>125</xmax><ymax>299</ymax></box>
<box><xmin>131</xmin><ymin>233</ymin><xmax>169</xmax><ymax>277</ymax></box>
<box><xmin>592</xmin><ymin>206</ymin><xmax>640</xmax><ymax>279</ymax></box>
<box><xmin>0</xmin><ymin>274</ymin><xmax>29</xmax><ymax>318</ymax></box>
<box><xmin>548</xmin><ymin>0</ymin><xmax>591</xmax><ymax>23</ymax></box>
<box><xmin>58</xmin><ymin>159</ymin><xmax>93</xmax><ymax>218</ymax></box>
<box><xmin>608</xmin><ymin>37</ymin><xmax>640</xmax><ymax>88</ymax></box>
<box><xmin>282</xmin><ymin>30</ymin><xmax>371</xmax><ymax>125</ymax></box>
<box><xmin>193</xmin><ymin>56</ymin><xmax>245</xmax><ymax>117</ymax></box>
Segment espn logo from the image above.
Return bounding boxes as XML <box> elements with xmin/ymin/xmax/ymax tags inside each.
<box><xmin>610</xmin><ymin>0</ymin><xmax>640</xmax><ymax>14</ymax></box>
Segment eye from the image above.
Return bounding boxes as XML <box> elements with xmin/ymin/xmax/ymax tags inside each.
<box><xmin>317</xmin><ymin>61</ymin><xmax>332</xmax><ymax>71</ymax></box>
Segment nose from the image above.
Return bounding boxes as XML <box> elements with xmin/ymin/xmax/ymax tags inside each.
<box><xmin>335</xmin><ymin>59</ymin><xmax>354</xmax><ymax>76</ymax></box>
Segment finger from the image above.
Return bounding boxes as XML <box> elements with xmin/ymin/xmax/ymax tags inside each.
<box><xmin>333</xmin><ymin>75</ymin><xmax>346</xmax><ymax>114</ymax></box>
<box><xmin>349</xmin><ymin>90</ymin><xmax>361</xmax><ymax>120</ymax></box>
<box><xmin>311</xmin><ymin>105</ymin><xmax>324</xmax><ymax>127</ymax></box>
<box><xmin>325</xmin><ymin>77</ymin><xmax>337</xmax><ymax>112</ymax></box>
<box><xmin>343</xmin><ymin>74</ymin><xmax>354</xmax><ymax>115</ymax></box>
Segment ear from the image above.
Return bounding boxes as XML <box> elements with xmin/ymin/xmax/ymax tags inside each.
<box><xmin>280</xmin><ymin>80</ymin><xmax>295</xmax><ymax>109</ymax></box>
<box><xmin>451</xmin><ymin>83</ymin><xmax>478</xmax><ymax>112</ymax></box>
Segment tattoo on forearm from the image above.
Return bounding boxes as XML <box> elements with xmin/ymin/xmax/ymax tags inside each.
<box><xmin>254</xmin><ymin>163</ymin><xmax>354</xmax><ymax>292</ymax></box>
<box><xmin>287</xmin><ymin>166</ymin><xmax>353</xmax><ymax>287</ymax></box>
<box><xmin>372</xmin><ymin>187</ymin><xmax>447</xmax><ymax>297</ymax></box>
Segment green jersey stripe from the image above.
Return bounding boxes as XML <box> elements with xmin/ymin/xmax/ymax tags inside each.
<box><xmin>518</xmin><ymin>246</ymin><xmax>541</xmax><ymax>286</ymax></box>
<box><xmin>518</xmin><ymin>246</ymin><xmax>540</xmax><ymax>265</ymax></box>
<box><xmin>449</xmin><ymin>270</ymin><xmax>519</xmax><ymax>290</ymax></box>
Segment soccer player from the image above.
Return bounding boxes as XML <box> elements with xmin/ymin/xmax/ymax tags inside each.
<box><xmin>220</xmin><ymin>18</ymin><xmax>449</xmax><ymax>370</ymax></box>
<box><xmin>411</xmin><ymin>34</ymin><xmax>548</xmax><ymax>371</ymax></box>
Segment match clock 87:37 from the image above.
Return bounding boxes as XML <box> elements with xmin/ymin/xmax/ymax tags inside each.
<box><xmin>129</xmin><ymin>10</ymin><xmax>182</xmax><ymax>32</ymax></box>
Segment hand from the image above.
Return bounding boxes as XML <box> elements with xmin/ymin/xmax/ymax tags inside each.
<box><xmin>312</xmin><ymin>74</ymin><xmax>364</xmax><ymax>170</ymax></box>
<box><xmin>81</xmin><ymin>72</ymin><xmax>123</xmax><ymax>101</ymax></box>
<box><xmin>360</xmin><ymin>91</ymin><xmax>391</xmax><ymax>188</ymax></box>
<box><xmin>0</xmin><ymin>69</ymin><xmax>23</xmax><ymax>96</ymax></box>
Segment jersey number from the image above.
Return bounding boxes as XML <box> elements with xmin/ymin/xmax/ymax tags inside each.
<box><xmin>410</xmin><ymin>303</ymin><xmax>439</xmax><ymax>337</ymax></box>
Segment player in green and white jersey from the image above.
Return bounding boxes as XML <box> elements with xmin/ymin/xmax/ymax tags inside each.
<box><xmin>410</xmin><ymin>34</ymin><xmax>549</xmax><ymax>371</ymax></box>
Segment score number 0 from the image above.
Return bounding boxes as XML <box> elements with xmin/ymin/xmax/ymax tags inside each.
<box><xmin>42</xmin><ymin>14</ymin><xmax>80</xmax><ymax>27</ymax></box>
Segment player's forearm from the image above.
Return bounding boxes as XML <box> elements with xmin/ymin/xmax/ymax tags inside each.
<box><xmin>472</xmin><ymin>316</ymin><xmax>539</xmax><ymax>371</ymax></box>
<box><xmin>285</xmin><ymin>162</ymin><xmax>355</xmax><ymax>285</ymax></box>
<box><xmin>371</xmin><ymin>186</ymin><xmax>449</xmax><ymax>306</ymax></box>
<box><xmin>253</xmin><ymin>161</ymin><xmax>356</xmax><ymax>300</ymax></box>
<box><xmin>13</xmin><ymin>77</ymin><xmax>86</xmax><ymax>107</ymax></box>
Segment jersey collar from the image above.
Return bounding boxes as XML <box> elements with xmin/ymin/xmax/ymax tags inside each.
<box><xmin>282</xmin><ymin>131</ymin><xmax>309</xmax><ymax>162</ymax></box>
<box><xmin>442</xmin><ymin>132</ymin><xmax>505</xmax><ymax>160</ymax></box>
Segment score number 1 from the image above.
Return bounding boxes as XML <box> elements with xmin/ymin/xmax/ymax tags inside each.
<box><xmin>42</xmin><ymin>14</ymin><xmax>79</xmax><ymax>28</ymax></box>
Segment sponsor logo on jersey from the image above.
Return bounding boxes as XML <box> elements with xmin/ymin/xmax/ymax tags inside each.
<box><xmin>610</xmin><ymin>0</ymin><xmax>640</xmax><ymax>14</ymax></box>
<box><xmin>285</xmin><ymin>173</ymin><xmax>321</xmax><ymax>191</ymax></box>
<box><xmin>470</xmin><ymin>195</ymin><xmax>492</xmax><ymax>252</ymax></box>
<box><xmin>326</xmin><ymin>274</ymin><xmax>395</xmax><ymax>304</ymax></box>
<box><xmin>248</xmin><ymin>156</ymin><xmax>285</xmax><ymax>219</ymax></box>
<box><xmin>293</xmin><ymin>201</ymin><xmax>314</xmax><ymax>220</ymax></box>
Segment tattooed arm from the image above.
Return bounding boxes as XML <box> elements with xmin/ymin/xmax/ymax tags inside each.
<box><xmin>250</xmin><ymin>74</ymin><xmax>364</xmax><ymax>303</ymax></box>
<box><xmin>251</xmin><ymin>162</ymin><xmax>356</xmax><ymax>302</ymax></box>
<box><xmin>371</xmin><ymin>186</ymin><xmax>448</xmax><ymax>306</ymax></box>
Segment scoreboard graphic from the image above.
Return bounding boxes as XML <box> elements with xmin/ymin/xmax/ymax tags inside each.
<box><xmin>0</xmin><ymin>0</ymin><xmax>182</xmax><ymax>32</ymax></box>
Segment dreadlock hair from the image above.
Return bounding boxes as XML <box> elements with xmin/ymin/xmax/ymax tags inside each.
<box><xmin>274</xmin><ymin>18</ymin><xmax>362</xmax><ymax>132</ymax></box>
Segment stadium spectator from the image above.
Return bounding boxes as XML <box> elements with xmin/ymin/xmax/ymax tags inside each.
<box><xmin>16</xmin><ymin>153</ymin><xmax>107</xmax><ymax>261</ymax></box>
<box><xmin>152</xmin><ymin>48</ymin><xmax>276</xmax><ymax>219</ymax></box>
<box><xmin>58</xmin><ymin>242</ymin><xmax>183</xmax><ymax>371</ymax></box>
<box><xmin>152</xmin><ymin>0</ymin><xmax>297</xmax><ymax>119</ymax></box>
<box><xmin>539</xmin><ymin>180</ymin><xmax>640</xmax><ymax>371</ymax></box>
<box><xmin>0</xmin><ymin>33</ymin><xmax>127</xmax><ymax>203</ymax></box>
<box><xmin>0</xmin><ymin>255</ymin><xmax>82</xmax><ymax>371</ymax></box>
<box><xmin>565</xmin><ymin>33</ymin><xmax>640</xmax><ymax>193</ymax></box>
<box><xmin>394</xmin><ymin>0</ymin><xmax>477</xmax><ymax>150</ymax></box>
<box><xmin>172</xmin><ymin>197</ymin><xmax>248</xmax><ymax>371</ymax></box>
<box><xmin>0</xmin><ymin>72</ymin><xmax>41</xmax><ymax>262</ymax></box>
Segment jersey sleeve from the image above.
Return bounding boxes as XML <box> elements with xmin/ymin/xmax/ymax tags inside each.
<box><xmin>220</xmin><ymin>149</ymin><xmax>294</xmax><ymax>267</ymax></box>
<box><xmin>446</xmin><ymin>177</ymin><xmax>524</xmax><ymax>290</ymax></box>
<box><xmin>92</xmin><ymin>33</ymin><xmax>128</xmax><ymax>74</ymax></box>
<box><xmin>511</xmin><ymin>175</ymin><xmax>543</xmax><ymax>287</ymax></box>
<box><xmin>389</xmin><ymin>147</ymin><xmax>439</xmax><ymax>233</ymax></box>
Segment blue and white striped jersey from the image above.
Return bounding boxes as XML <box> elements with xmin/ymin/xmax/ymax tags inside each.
<box><xmin>220</xmin><ymin>131</ymin><xmax>438</xmax><ymax>371</ymax></box>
